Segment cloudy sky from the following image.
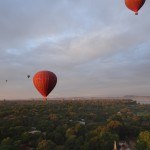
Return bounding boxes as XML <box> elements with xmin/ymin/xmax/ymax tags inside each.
<box><xmin>0</xmin><ymin>0</ymin><xmax>150</xmax><ymax>99</ymax></box>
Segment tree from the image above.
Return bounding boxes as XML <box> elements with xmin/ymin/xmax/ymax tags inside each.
<box><xmin>136</xmin><ymin>131</ymin><xmax>150</xmax><ymax>150</ymax></box>
<box><xmin>0</xmin><ymin>137</ymin><xmax>13</xmax><ymax>150</ymax></box>
<box><xmin>37</xmin><ymin>140</ymin><xmax>56</xmax><ymax>150</ymax></box>
<box><xmin>1</xmin><ymin>137</ymin><xmax>13</xmax><ymax>145</ymax></box>
<box><xmin>66</xmin><ymin>127</ymin><xmax>76</xmax><ymax>138</ymax></box>
<box><xmin>64</xmin><ymin>136</ymin><xmax>81</xmax><ymax>150</ymax></box>
<box><xmin>106</xmin><ymin>120</ymin><xmax>122</xmax><ymax>133</ymax></box>
<box><xmin>89</xmin><ymin>132</ymin><xmax>119</xmax><ymax>150</ymax></box>
<box><xmin>53</xmin><ymin>132</ymin><xmax>65</xmax><ymax>145</ymax></box>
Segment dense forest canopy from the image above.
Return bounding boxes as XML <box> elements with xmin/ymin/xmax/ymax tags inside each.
<box><xmin>0</xmin><ymin>99</ymin><xmax>149</xmax><ymax>150</ymax></box>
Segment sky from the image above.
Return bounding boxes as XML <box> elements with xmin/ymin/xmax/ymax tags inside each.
<box><xmin>0</xmin><ymin>0</ymin><xmax>150</xmax><ymax>99</ymax></box>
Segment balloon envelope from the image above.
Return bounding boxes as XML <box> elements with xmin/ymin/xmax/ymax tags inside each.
<box><xmin>125</xmin><ymin>0</ymin><xmax>146</xmax><ymax>15</ymax></box>
<box><xmin>27</xmin><ymin>75</ymin><xmax>30</xmax><ymax>78</ymax></box>
<box><xmin>33</xmin><ymin>71</ymin><xmax>57</xmax><ymax>99</ymax></box>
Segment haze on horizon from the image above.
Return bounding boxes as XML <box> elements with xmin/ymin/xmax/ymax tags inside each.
<box><xmin>0</xmin><ymin>0</ymin><xmax>150</xmax><ymax>99</ymax></box>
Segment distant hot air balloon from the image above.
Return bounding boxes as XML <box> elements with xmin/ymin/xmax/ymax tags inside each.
<box><xmin>6</xmin><ymin>80</ymin><xmax>7</xmax><ymax>83</ymax></box>
<box><xmin>27</xmin><ymin>75</ymin><xmax>30</xmax><ymax>78</ymax></box>
<box><xmin>125</xmin><ymin>0</ymin><xmax>146</xmax><ymax>15</ymax></box>
<box><xmin>33</xmin><ymin>70</ymin><xmax>57</xmax><ymax>101</ymax></box>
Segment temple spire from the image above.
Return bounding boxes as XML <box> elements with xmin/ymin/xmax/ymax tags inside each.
<box><xmin>113</xmin><ymin>141</ymin><xmax>117</xmax><ymax>150</ymax></box>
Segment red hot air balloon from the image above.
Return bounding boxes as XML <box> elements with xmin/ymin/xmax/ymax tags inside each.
<box><xmin>125</xmin><ymin>0</ymin><xmax>146</xmax><ymax>15</ymax></box>
<box><xmin>33</xmin><ymin>70</ymin><xmax>57</xmax><ymax>101</ymax></box>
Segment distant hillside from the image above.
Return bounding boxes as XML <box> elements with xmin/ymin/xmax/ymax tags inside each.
<box><xmin>123</xmin><ymin>95</ymin><xmax>150</xmax><ymax>104</ymax></box>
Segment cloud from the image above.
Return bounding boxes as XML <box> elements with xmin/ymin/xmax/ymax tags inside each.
<box><xmin>0</xmin><ymin>0</ymin><xmax>150</xmax><ymax>99</ymax></box>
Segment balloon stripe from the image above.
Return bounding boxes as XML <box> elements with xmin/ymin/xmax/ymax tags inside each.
<box><xmin>44</xmin><ymin>71</ymin><xmax>47</xmax><ymax>94</ymax></box>
<box><xmin>46</xmin><ymin>72</ymin><xmax>48</xmax><ymax>94</ymax></box>
<box><xmin>42</xmin><ymin>72</ymin><xmax>44</xmax><ymax>96</ymax></box>
<box><xmin>48</xmin><ymin>72</ymin><xmax>49</xmax><ymax>93</ymax></box>
<box><xmin>45</xmin><ymin>72</ymin><xmax>48</xmax><ymax>93</ymax></box>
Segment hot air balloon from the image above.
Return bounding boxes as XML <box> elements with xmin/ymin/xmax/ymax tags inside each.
<box><xmin>33</xmin><ymin>70</ymin><xmax>57</xmax><ymax>101</ymax></box>
<box><xmin>27</xmin><ymin>75</ymin><xmax>30</xmax><ymax>78</ymax></box>
<box><xmin>125</xmin><ymin>0</ymin><xmax>146</xmax><ymax>15</ymax></box>
<box><xmin>6</xmin><ymin>80</ymin><xmax>7</xmax><ymax>83</ymax></box>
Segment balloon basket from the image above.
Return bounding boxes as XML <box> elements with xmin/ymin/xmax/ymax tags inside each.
<box><xmin>43</xmin><ymin>97</ymin><xmax>47</xmax><ymax>102</ymax></box>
